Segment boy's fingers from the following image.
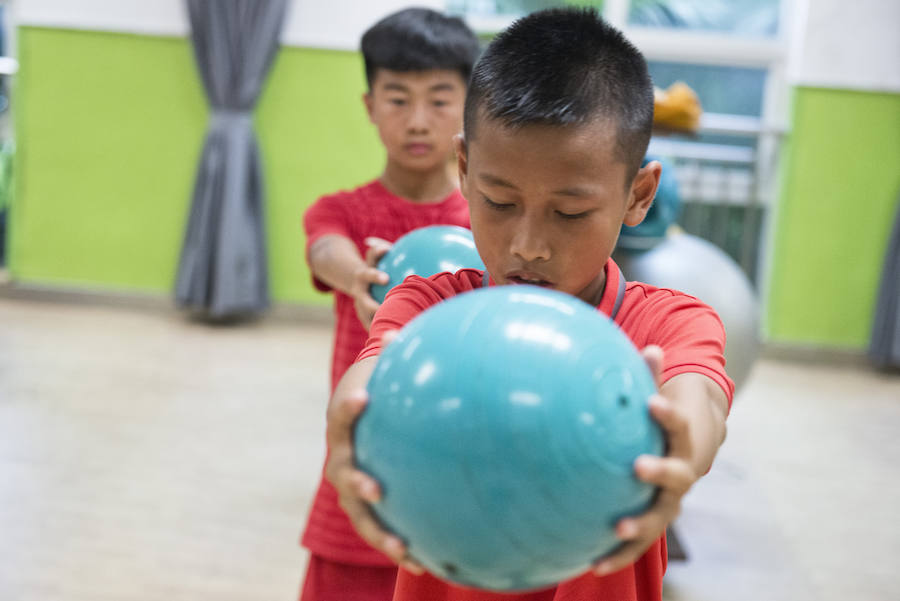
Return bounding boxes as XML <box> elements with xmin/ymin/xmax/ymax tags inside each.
<box><xmin>620</xmin><ymin>489</ymin><xmax>682</xmax><ymax>541</ymax></box>
<box><xmin>338</xmin><ymin>493</ymin><xmax>415</xmax><ymax>569</ymax></box>
<box><xmin>340</xmin><ymin>495</ymin><xmax>402</xmax><ymax>558</ymax></box>
<box><xmin>639</xmin><ymin>345</ymin><xmax>664</xmax><ymax>385</ymax></box>
<box><xmin>633</xmin><ymin>455</ymin><xmax>695</xmax><ymax>496</ymax></box>
<box><xmin>592</xmin><ymin>537</ymin><xmax>653</xmax><ymax>577</ymax></box>
<box><xmin>648</xmin><ymin>395</ymin><xmax>693</xmax><ymax>458</ymax></box>
<box><xmin>359</xmin><ymin>266</ymin><xmax>390</xmax><ymax>286</ymax></box>
<box><xmin>593</xmin><ymin>494</ymin><xmax>680</xmax><ymax>576</ymax></box>
<box><xmin>344</xmin><ymin>469</ymin><xmax>382</xmax><ymax>503</ymax></box>
<box><xmin>365</xmin><ymin>236</ymin><xmax>392</xmax><ymax>249</ymax></box>
<box><xmin>399</xmin><ymin>557</ymin><xmax>426</xmax><ymax>575</ymax></box>
<box><xmin>383</xmin><ymin>538</ymin><xmax>425</xmax><ymax>574</ymax></box>
<box><xmin>325</xmin><ymin>390</ymin><xmax>368</xmax><ymax>448</ymax></box>
<box><xmin>364</xmin><ymin>237</ymin><xmax>393</xmax><ymax>266</ymax></box>
<box><xmin>380</xmin><ymin>537</ymin><xmax>424</xmax><ymax>575</ymax></box>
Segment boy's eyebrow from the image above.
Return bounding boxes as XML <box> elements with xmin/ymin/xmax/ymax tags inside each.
<box><xmin>382</xmin><ymin>82</ymin><xmax>410</xmax><ymax>93</ymax></box>
<box><xmin>479</xmin><ymin>173</ymin><xmax>519</xmax><ymax>189</ymax></box>
<box><xmin>480</xmin><ymin>173</ymin><xmax>596</xmax><ymax>198</ymax></box>
<box><xmin>429</xmin><ymin>83</ymin><xmax>458</xmax><ymax>93</ymax></box>
<box><xmin>552</xmin><ymin>186</ymin><xmax>596</xmax><ymax>198</ymax></box>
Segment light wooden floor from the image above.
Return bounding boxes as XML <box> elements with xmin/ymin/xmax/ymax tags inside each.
<box><xmin>1</xmin><ymin>296</ymin><xmax>898</xmax><ymax>601</ymax></box>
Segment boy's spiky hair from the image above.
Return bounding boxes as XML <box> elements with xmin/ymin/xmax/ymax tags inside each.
<box><xmin>464</xmin><ymin>8</ymin><xmax>654</xmax><ymax>181</ymax></box>
<box><xmin>361</xmin><ymin>8</ymin><xmax>481</xmax><ymax>88</ymax></box>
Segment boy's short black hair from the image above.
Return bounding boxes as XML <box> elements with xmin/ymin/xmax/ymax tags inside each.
<box><xmin>464</xmin><ymin>8</ymin><xmax>654</xmax><ymax>181</ymax></box>
<box><xmin>361</xmin><ymin>8</ymin><xmax>480</xmax><ymax>88</ymax></box>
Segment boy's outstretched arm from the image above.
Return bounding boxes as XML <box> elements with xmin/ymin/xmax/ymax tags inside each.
<box><xmin>309</xmin><ymin>235</ymin><xmax>392</xmax><ymax>329</ymax></box>
<box><xmin>593</xmin><ymin>346</ymin><xmax>729</xmax><ymax>576</ymax></box>
<box><xmin>324</xmin><ymin>355</ymin><xmax>425</xmax><ymax>574</ymax></box>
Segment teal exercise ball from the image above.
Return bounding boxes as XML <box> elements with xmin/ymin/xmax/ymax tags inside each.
<box><xmin>619</xmin><ymin>155</ymin><xmax>682</xmax><ymax>249</ymax></box>
<box><xmin>614</xmin><ymin>232</ymin><xmax>761</xmax><ymax>391</ymax></box>
<box><xmin>355</xmin><ymin>286</ymin><xmax>664</xmax><ymax>591</ymax></box>
<box><xmin>370</xmin><ymin>225</ymin><xmax>485</xmax><ymax>303</ymax></box>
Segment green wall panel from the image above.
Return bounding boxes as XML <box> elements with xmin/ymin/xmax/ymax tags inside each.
<box><xmin>257</xmin><ymin>47</ymin><xmax>384</xmax><ymax>304</ymax></box>
<box><xmin>767</xmin><ymin>87</ymin><xmax>900</xmax><ymax>348</ymax></box>
<box><xmin>12</xmin><ymin>28</ymin><xmax>207</xmax><ymax>292</ymax></box>
<box><xmin>11</xmin><ymin>28</ymin><xmax>384</xmax><ymax>304</ymax></box>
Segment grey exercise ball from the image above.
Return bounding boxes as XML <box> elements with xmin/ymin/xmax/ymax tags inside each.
<box><xmin>614</xmin><ymin>232</ymin><xmax>762</xmax><ymax>393</ymax></box>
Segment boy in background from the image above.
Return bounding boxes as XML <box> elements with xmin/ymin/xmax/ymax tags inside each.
<box><xmin>299</xmin><ymin>8</ymin><xmax>480</xmax><ymax>601</ymax></box>
<box><xmin>325</xmin><ymin>8</ymin><xmax>733</xmax><ymax>601</ymax></box>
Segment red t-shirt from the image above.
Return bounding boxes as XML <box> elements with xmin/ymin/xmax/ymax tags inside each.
<box><xmin>303</xmin><ymin>179</ymin><xmax>471</xmax><ymax>391</ymax></box>
<box><xmin>358</xmin><ymin>261</ymin><xmax>734</xmax><ymax>601</ymax></box>
<box><xmin>302</xmin><ymin>179</ymin><xmax>470</xmax><ymax>565</ymax></box>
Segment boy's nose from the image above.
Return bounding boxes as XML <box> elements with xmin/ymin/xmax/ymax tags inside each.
<box><xmin>510</xmin><ymin>221</ymin><xmax>551</xmax><ymax>263</ymax></box>
<box><xmin>406</xmin><ymin>103</ymin><xmax>430</xmax><ymax>133</ymax></box>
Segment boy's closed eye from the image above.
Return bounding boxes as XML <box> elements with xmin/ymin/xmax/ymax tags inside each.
<box><xmin>482</xmin><ymin>195</ymin><xmax>514</xmax><ymax>211</ymax></box>
<box><xmin>483</xmin><ymin>195</ymin><xmax>593</xmax><ymax>220</ymax></box>
<box><xmin>555</xmin><ymin>209</ymin><xmax>593</xmax><ymax>220</ymax></box>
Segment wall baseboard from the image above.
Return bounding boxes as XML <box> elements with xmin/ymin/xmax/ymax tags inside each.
<box><xmin>0</xmin><ymin>276</ymin><xmax>334</xmax><ymax>326</ymax></box>
<box><xmin>762</xmin><ymin>342</ymin><xmax>869</xmax><ymax>366</ymax></box>
<box><xmin>0</xmin><ymin>275</ymin><xmax>886</xmax><ymax>370</ymax></box>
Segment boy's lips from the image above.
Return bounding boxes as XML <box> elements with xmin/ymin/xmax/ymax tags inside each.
<box><xmin>405</xmin><ymin>143</ymin><xmax>432</xmax><ymax>156</ymax></box>
<box><xmin>505</xmin><ymin>271</ymin><xmax>554</xmax><ymax>287</ymax></box>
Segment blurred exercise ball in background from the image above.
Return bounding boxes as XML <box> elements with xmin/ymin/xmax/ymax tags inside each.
<box><xmin>615</xmin><ymin>232</ymin><xmax>761</xmax><ymax>391</ymax></box>
<box><xmin>371</xmin><ymin>225</ymin><xmax>484</xmax><ymax>303</ymax></box>
<box><xmin>356</xmin><ymin>286</ymin><xmax>663</xmax><ymax>591</ymax></box>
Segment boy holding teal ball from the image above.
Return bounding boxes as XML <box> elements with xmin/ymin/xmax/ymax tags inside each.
<box><xmin>326</xmin><ymin>7</ymin><xmax>733</xmax><ymax>601</ymax></box>
<box><xmin>299</xmin><ymin>8</ymin><xmax>480</xmax><ymax>601</ymax></box>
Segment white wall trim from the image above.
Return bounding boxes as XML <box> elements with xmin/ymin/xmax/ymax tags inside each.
<box><xmin>789</xmin><ymin>0</ymin><xmax>900</xmax><ymax>94</ymax></box>
<box><xmin>625</xmin><ymin>28</ymin><xmax>785</xmax><ymax>69</ymax></box>
<box><xmin>16</xmin><ymin>0</ymin><xmax>900</xmax><ymax>94</ymax></box>
<box><xmin>15</xmin><ymin>0</ymin><xmax>444</xmax><ymax>51</ymax></box>
<box><xmin>16</xmin><ymin>0</ymin><xmax>190</xmax><ymax>37</ymax></box>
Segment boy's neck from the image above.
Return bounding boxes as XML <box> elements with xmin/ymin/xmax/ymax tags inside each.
<box><xmin>379</xmin><ymin>162</ymin><xmax>457</xmax><ymax>203</ymax></box>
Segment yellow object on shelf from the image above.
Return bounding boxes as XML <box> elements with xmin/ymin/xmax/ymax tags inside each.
<box><xmin>653</xmin><ymin>81</ymin><xmax>702</xmax><ymax>134</ymax></box>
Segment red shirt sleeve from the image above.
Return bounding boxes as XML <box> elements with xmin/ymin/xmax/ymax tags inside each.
<box><xmin>618</xmin><ymin>284</ymin><xmax>735</xmax><ymax>409</ymax></box>
<box><xmin>303</xmin><ymin>193</ymin><xmax>353</xmax><ymax>292</ymax></box>
<box><xmin>358</xmin><ymin>270</ymin><xmax>482</xmax><ymax>362</ymax></box>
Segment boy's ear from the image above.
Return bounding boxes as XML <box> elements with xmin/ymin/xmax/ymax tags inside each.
<box><xmin>363</xmin><ymin>91</ymin><xmax>375</xmax><ymax>123</ymax></box>
<box><xmin>454</xmin><ymin>134</ymin><xmax>468</xmax><ymax>185</ymax></box>
<box><xmin>623</xmin><ymin>160</ymin><xmax>662</xmax><ymax>227</ymax></box>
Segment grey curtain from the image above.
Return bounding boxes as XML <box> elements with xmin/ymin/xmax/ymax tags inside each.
<box><xmin>869</xmin><ymin>195</ymin><xmax>900</xmax><ymax>369</ymax></box>
<box><xmin>175</xmin><ymin>0</ymin><xmax>287</xmax><ymax>319</ymax></box>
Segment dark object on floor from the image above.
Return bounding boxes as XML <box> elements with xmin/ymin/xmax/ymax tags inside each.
<box><xmin>0</xmin><ymin>208</ymin><xmax>6</xmax><ymax>266</ymax></box>
<box><xmin>869</xmin><ymin>195</ymin><xmax>900</xmax><ymax>370</ymax></box>
<box><xmin>667</xmin><ymin>525</ymin><xmax>689</xmax><ymax>561</ymax></box>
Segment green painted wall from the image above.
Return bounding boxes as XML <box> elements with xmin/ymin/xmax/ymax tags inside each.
<box><xmin>10</xmin><ymin>27</ymin><xmax>384</xmax><ymax>304</ymax></box>
<box><xmin>767</xmin><ymin>87</ymin><xmax>900</xmax><ymax>348</ymax></box>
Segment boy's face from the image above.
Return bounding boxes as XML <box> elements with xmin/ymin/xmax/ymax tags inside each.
<box><xmin>456</xmin><ymin>117</ymin><xmax>660</xmax><ymax>305</ymax></box>
<box><xmin>365</xmin><ymin>69</ymin><xmax>467</xmax><ymax>174</ymax></box>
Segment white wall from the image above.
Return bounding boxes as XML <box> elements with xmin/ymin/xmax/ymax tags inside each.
<box><xmin>15</xmin><ymin>0</ymin><xmax>444</xmax><ymax>50</ymax></box>
<box><xmin>789</xmin><ymin>0</ymin><xmax>900</xmax><ymax>93</ymax></box>
<box><xmin>285</xmin><ymin>0</ymin><xmax>444</xmax><ymax>50</ymax></box>
<box><xmin>16</xmin><ymin>0</ymin><xmax>900</xmax><ymax>94</ymax></box>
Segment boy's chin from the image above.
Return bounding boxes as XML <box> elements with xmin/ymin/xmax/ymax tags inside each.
<box><xmin>389</xmin><ymin>154</ymin><xmax>445</xmax><ymax>172</ymax></box>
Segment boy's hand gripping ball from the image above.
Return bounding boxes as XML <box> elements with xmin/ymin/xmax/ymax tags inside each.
<box><xmin>370</xmin><ymin>225</ymin><xmax>485</xmax><ymax>303</ymax></box>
